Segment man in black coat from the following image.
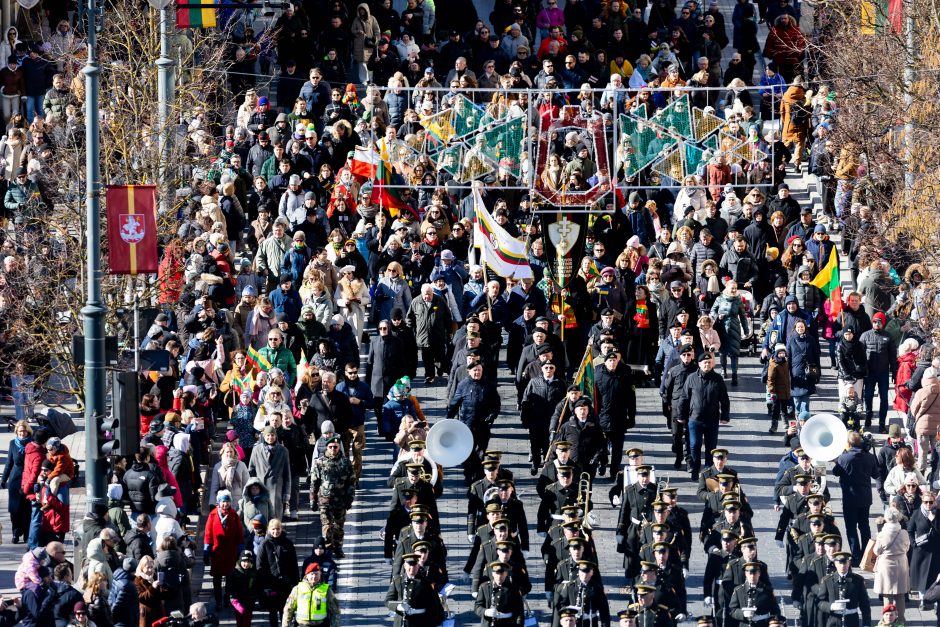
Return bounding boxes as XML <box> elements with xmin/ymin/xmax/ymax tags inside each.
<box><xmin>407</xmin><ymin>284</ymin><xmax>453</xmax><ymax>384</ymax></box>
<box><xmin>661</xmin><ymin>345</ymin><xmax>697</xmax><ymax>469</ymax></box>
<box><xmin>521</xmin><ymin>360</ymin><xmax>568</xmax><ymax>475</ymax></box>
<box><xmin>385</xmin><ymin>555</ymin><xmax>446</xmax><ymax>627</ymax></box>
<box><xmin>123</xmin><ymin>448</ymin><xmax>161</xmax><ymax>515</ymax></box>
<box><xmin>556</xmin><ymin>398</ymin><xmax>608</xmax><ymax>480</ymax></box>
<box><xmin>832</xmin><ymin>431</ymin><xmax>878</xmax><ymax>566</ymax></box>
<box><xmin>595</xmin><ymin>351</ymin><xmax>637</xmax><ymax>478</ymax></box>
<box><xmin>448</xmin><ymin>363</ymin><xmax>501</xmax><ymax>485</ymax></box>
<box><xmin>679</xmin><ymin>352</ymin><xmax>730</xmax><ymax>481</ymax></box>
<box><xmin>305</xmin><ymin>371</ymin><xmax>354</xmax><ymax>441</ymax></box>
<box><xmin>367</xmin><ymin>321</ymin><xmax>404</xmax><ymax>438</ymax></box>
<box><xmin>660</xmin><ymin>282</ymin><xmax>699</xmax><ymax>338</ymax></box>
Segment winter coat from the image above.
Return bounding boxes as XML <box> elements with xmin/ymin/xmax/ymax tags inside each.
<box><xmin>154</xmin><ymin>547</ymin><xmax>190</xmax><ymax>613</ymax></box>
<box><xmin>894</xmin><ymin>351</ymin><xmax>918</xmax><ymax>412</ymax></box>
<box><xmin>873</xmin><ymin>521</ymin><xmax>910</xmax><ymax>595</ymax></box>
<box><xmin>372</xmin><ymin>277</ymin><xmax>413</xmax><ymax>324</ymax></box>
<box><xmin>204</xmin><ymin>506</ymin><xmax>246</xmax><ymax>577</ymax></box>
<box><xmin>836</xmin><ymin>337</ymin><xmax>867</xmax><ymax>381</ymax></box>
<box><xmin>595</xmin><ymin>363</ymin><xmax>637</xmax><ymax>432</ymax></box>
<box><xmin>238</xmin><ymin>477</ymin><xmax>273</xmax><ymax>535</ymax></box>
<box><xmin>123</xmin><ymin>461</ymin><xmax>160</xmax><ymax>514</ymax></box>
<box><xmin>248</xmin><ymin>443</ymin><xmax>291</xmax><ymax>517</ymax></box>
<box><xmin>2</xmin><ymin>436</ymin><xmax>28</xmax><ymax>517</ymax></box>
<box><xmin>85</xmin><ymin>538</ymin><xmax>114</xmax><ymax>584</ymax></box>
<box><xmin>109</xmin><ymin>567</ymin><xmax>139</xmax><ymax>627</ymax></box>
<box><xmin>680</xmin><ymin>368</ymin><xmax>730</xmax><ymax>424</ymax></box>
<box><xmin>367</xmin><ymin>333</ymin><xmax>404</xmax><ymax>399</ymax></box>
<box><xmin>152</xmin><ymin>446</ymin><xmax>183</xmax><ymax>509</ymax></box>
<box><xmin>711</xmin><ymin>294</ymin><xmax>749</xmax><ymax>357</ymax></box>
<box><xmin>832</xmin><ymin>446</ymin><xmax>878</xmax><ymax>507</ymax></box>
<box><xmin>786</xmin><ymin>331</ymin><xmax>820</xmax><ymax>396</ymax></box>
<box><xmin>20</xmin><ymin>441</ymin><xmax>44</xmax><ymax>499</ymax></box>
<box><xmin>766</xmin><ymin>357</ymin><xmax>792</xmax><ymax>400</ymax></box>
<box><xmin>135</xmin><ymin>576</ymin><xmax>164</xmax><ymax>627</ymax></box>
<box><xmin>226</xmin><ymin>563</ymin><xmax>259</xmax><ymax>615</ymax></box>
<box><xmin>718</xmin><ymin>248</ymin><xmax>758</xmax><ymax>287</ymax></box>
<box><xmin>209</xmin><ymin>459</ymin><xmax>251</xmax><ymax>506</ymax></box>
<box><xmin>447</xmin><ymin>377</ymin><xmax>501</xmax><ymax>429</ymax></box>
<box><xmin>351</xmin><ymin>3</ymin><xmax>381</xmax><ymax>63</ymax></box>
<box><xmin>406</xmin><ymin>294</ymin><xmax>452</xmax><ymax>348</ymax></box>
<box><xmin>257</xmin><ymin>534</ymin><xmax>300</xmax><ymax>606</ymax></box>
<box><xmin>859</xmin><ymin>329</ymin><xmax>897</xmax><ymax>374</ymax></box>
<box><xmin>911</xmin><ymin>379</ymin><xmax>940</xmax><ymax>437</ymax></box>
<box><xmin>780</xmin><ymin>85</ymin><xmax>808</xmax><ymax>144</ymax></box>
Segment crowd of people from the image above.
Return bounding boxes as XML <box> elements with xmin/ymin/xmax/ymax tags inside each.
<box><xmin>0</xmin><ymin>0</ymin><xmax>935</xmax><ymax>626</ymax></box>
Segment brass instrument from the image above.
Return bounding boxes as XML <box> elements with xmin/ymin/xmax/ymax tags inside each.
<box><xmin>705</xmin><ymin>477</ymin><xmax>720</xmax><ymax>492</ymax></box>
<box><xmin>578</xmin><ymin>472</ymin><xmax>594</xmax><ymax>529</ymax></box>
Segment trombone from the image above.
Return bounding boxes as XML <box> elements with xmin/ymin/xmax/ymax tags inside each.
<box><xmin>578</xmin><ymin>472</ymin><xmax>595</xmax><ymax>530</ymax></box>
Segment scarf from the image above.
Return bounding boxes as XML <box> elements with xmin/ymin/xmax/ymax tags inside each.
<box><xmin>13</xmin><ymin>435</ymin><xmax>28</xmax><ymax>452</ymax></box>
<box><xmin>219</xmin><ymin>456</ymin><xmax>238</xmax><ymax>488</ymax></box>
<box><xmin>634</xmin><ymin>299</ymin><xmax>650</xmax><ymax>329</ymax></box>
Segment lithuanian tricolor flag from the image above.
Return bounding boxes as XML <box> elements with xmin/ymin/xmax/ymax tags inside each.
<box><xmin>176</xmin><ymin>0</ymin><xmax>217</xmax><ymax>29</ymax></box>
<box><xmin>860</xmin><ymin>0</ymin><xmax>901</xmax><ymax>34</ymax></box>
<box><xmin>246</xmin><ymin>345</ymin><xmax>271</xmax><ymax>372</ymax></box>
<box><xmin>372</xmin><ymin>158</ymin><xmax>417</xmax><ymax>219</ymax></box>
<box><xmin>811</xmin><ymin>247</ymin><xmax>842</xmax><ymax>320</ymax></box>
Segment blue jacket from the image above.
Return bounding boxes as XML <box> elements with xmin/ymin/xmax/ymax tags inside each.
<box><xmin>833</xmin><ymin>446</ymin><xmax>878</xmax><ymax>507</ymax></box>
<box><xmin>109</xmin><ymin>566</ymin><xmax>140</xmax><ymax>627</ymax></box>
<box><xmin>448</xmin><ymin>377</ymin><xmax>501</xmax><ymax>428</ymax></box>
<box><xmin>280</xmin><ymin>246</ymin><xmax>312</xmax><ymax>286</ymax></box>
<box><xmin>268</xmin><ymin>286</ymin><xmax>303</xmax><ymax>323</ymax></box>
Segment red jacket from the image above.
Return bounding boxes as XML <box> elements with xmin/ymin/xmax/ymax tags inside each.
<box><xmin>204</xmin><ymin>507</ymin><xmax>245</xmax><ymax>577</ymax></box>
<box><xmin>21</xmin><ymin>441</ymin><xmax>44</xmax><ymax>499</ymax></box>
<box><xmin>40</xmin><ymin>485</ymin><xmax>69</xmax><ymax>533</ymax></box>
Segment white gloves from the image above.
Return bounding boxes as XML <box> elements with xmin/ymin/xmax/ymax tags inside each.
<box><xmin>776</xmin><ymin>539</ymin><xmax>785</xmax><ymax>549</ymax></box>
<box><xmin>676</xmin><ymin>614</ymin><xmax>687</xmax><ymax>621</ymax></box>
<box><xmin>484</xmin><ymin>608</ymin><xmax>498</xmax><ymax>618</ymax></box>
<box><xmin>522</xmin><ymin>550</ymin><xmax>530</xmax><ymax>559</ymax></box>
<box><xmin>468</xmin><ymin>534</ymin><xmax>476</xmax><ymax>544</ymax></box>
<box><xmin>742</xmin><ymin>608</ymin><xmax>756</xmax><ymax>618</ymax></box>
<box><xmin>831</xmin><ymin>600</ymin><xmax>848</xmax><ymax>612</ymax></box>
<box><xmin>396</xmin><ymin>603</ymin><xmax>405</xmax><ymax>613</ymax></box>
<box><xmin>704</xmin><ymin>597</ymin><xmax>713</xmax><ymax>608</ymax></box>
<box><xmin>472</xmin><ymin>592</ymin><xmax>478</xmax><ymax>599</ymax></box>
<box><xmin>613</xmin><ymin>495</ymin><xmax>622</xmax><ymax>507</ymax></box>
<box><xmin>683</xmin><ymin>568</ymin><xmax>689</xmax><ymax>579</ymax></box>
<box><xmin>616</xmin><ymin>534</ymin><xmax>625</xmax><ymax>545</ymax></box>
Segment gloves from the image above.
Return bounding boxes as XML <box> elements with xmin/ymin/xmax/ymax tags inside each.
<box><xmin>231</xmin><ymin>599</ymin><xmax>245</xmax><ymax>614</ymax></box>
<box><xmin>396</xmin><ymin>603</ymin><xmax>405</xmax><ymax>614</ymax></box>
<box><xmin>203</xmin><ymin>551</ymin><xmax>211</xmax><ymax>566</ymax></box>
<box><xmin>831</xmin><ymin>600</ymin><xmax>848</xmax><ymax>611</ymax></box>
<box><xmin>612</xmin><ymin>495</ymin><xmax>622</xmax><ymax>507</ymax></box>
<box><xmin>682</xmin><ymin>568</ymin><xmax>689</xmax><ymax>579</ymax></box>
<box><xmin>676</xmin><ymin>614</ymin><xmax>687</xmax><ymax>621</ymax></box>
<box><xmin>522</xmin><ymin>550</ymin><xmax>530</xmax><ymax>559</ymax></box>
<box><xmin>468</xmin><ymin>534</ymin><xmax>475</xmax><ymax>544</ymax></box>
<box><xmin>767</xmin><ymin>392</ymin><xmax>777</xmax><ymax>404</ymax></box>
<box><xmin>616</xmin><ymin>534</ymin><xmax>625</xmax><ymax>545</ymax></box>
<box><xmin>704</xmin><ymin>597</ymin><xmax>713</xmax><ymax>608</ymax></box>
<box><xmin>0</xmin><ymin>481</ymin><xmax>6</xmax><ymax>489</ymax></box>
<box><xmin>776</xmin><ymin>539</ymin><xmax>785</xmax><ymax>548</ymax></box>
<box><xmin>471</xmin><ymin>592</ymin><xmax>478</xmax><ymax>600</ymax></box>
<box><xmin>743</xmin><ymin>608</ymin><xmax>756</xmax><ymax>618</ymax></box>
<box><xmin>484</xmin><ymin>608</ymin><xmax>498</xmax><ymax>618</ymax></box>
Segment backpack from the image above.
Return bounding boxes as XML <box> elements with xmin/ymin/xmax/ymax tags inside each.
<box><xmin>790</xmin><ymin>102</ymin><xmax>810</xmax><ymax>127</ymax></box>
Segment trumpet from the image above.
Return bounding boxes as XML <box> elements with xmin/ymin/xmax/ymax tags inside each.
<box><xmin>578</xmin><ymin>472</ymin><xmax>594</xmax><ymax>530</ymax></box>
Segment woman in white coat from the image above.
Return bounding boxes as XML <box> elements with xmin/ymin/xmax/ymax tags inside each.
<box><xmin>334</xmin><ymin>264</ymin><xmax>370</xmax><ymax>347</ymax></box>
<box><xmin>873</xmin><ymin>507</ymin><xmax>911</xmax><ymax>619</ymax></box>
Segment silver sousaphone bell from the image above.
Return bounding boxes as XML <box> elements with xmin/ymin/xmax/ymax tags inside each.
<box><xmin>425</xmin><ymin>419</ymin><xmax>475</xmax><ymax>467</ymax></box>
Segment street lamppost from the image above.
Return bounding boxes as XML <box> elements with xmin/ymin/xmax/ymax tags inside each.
<box><xmin>149</xmin><ymin>0</ymin><xmax>175</xmax><ymax>216</ymax></box>
<box><xmin>82</xmin><ymin>0</ymin><xmax>107</xmax><ymax>509</ymax></box>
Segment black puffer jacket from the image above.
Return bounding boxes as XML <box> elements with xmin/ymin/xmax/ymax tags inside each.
<box><xmin>859</xmin><ymin>329</ymin><xmax>897</xmax><ymax>374</ymax></box>
<box><xmin>123</xmin><ymin>461</ymin><xmax>160</xmax><ymax>514</ymax></box>
<box><xmin>595</xmin><ymin>363</ymin><xmax>637</xmax><ymax>432</ymax></box>
<box><xmin>556</xmin><ymin>416</ymin><xmax>608</xmax><ymax>467</ymax></box>
<box><xmin>521</xmin><ymin>376</ymin><xmax>567</xmax><ymax>427</ymax></box>
<box><xmin>836</xmin><ymin>337</ymin><xmax>867</xmax><ymax>381</ymax></box>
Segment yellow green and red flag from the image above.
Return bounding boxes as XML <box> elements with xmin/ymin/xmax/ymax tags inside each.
<box><xmin>811</xmin><ymin>247</ymin><xmax>842</xmax><ymax>320</ymax></box>
<box><xmin>246</xmin><ymin>345</ymin><xmax>271</xmax><ymax>372</ymax></box>
<box><xmin>176</xmin><ymin>0</ymin><xmax>217</xmax><ymax>29</ymax></box>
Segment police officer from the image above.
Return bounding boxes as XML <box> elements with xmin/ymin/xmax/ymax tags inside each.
<box><xmin>817</xmin><ymin>552</ymin><xmax>871</xmax><ymax>627</ymax></box>
<box><xmin>282</xmin><ymin>563</ymin><xmax>339</xmax><ymax>627</ymax></box>
<box><xmin>475</xmin><ymin>561</ymin><xmax>525</xmax><ymax>626</ymax></box>
<box><xmin>384</xmin><ymin>553</ymin><xmax>445</xmax><ymax>627</ymax></box>
<box><xmin>728</xmin><ymin>562</ymin><xmax>781</xmax><ymax>627</ymax></box>
<box><xmin>310</xmin><ymin>435</ymin><xmax>356</xmax><ymax>558</ymax></box>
